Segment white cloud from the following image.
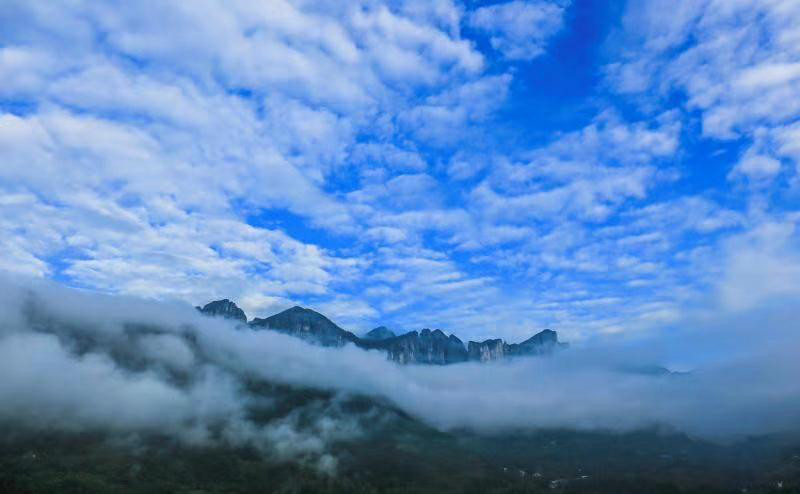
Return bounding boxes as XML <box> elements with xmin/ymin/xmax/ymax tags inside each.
<box><xmin>468</xmin><ymin>1</ymin><xmax>568</xmax><ymax>61</ymax></box>
<box><xmin>608</xmin><ymin>0</ymin><xmax>800</xmax><ymax>185</ymax></box>
<box><xmin>4</xmin><ymin>274</ymin><xmax>800</xmax><ymax>447</ymax></box>
<box><xmin>350</xmin><ymin>142</ymin><xmax>428</xmax><ymax>172</ymax></box>
<box><xmin>2</xmin><ymin>0</ymin><xmax>798</xmax><ymax>347</ymax></box>
<box><xmin>0</xmin><ymin>0</ymin><xmax>501</xmax><ymax>327</ymax></box>
<box><xmin>730</xmin><ymin>151</ymin><xmax>782</xmax><ymax>183</ymax></box>
<box><xmin>398</xmin><ymin>73</ymin><xmax>512</xmax><ymax>145</ymax></box>
<box><xmin>469</xmin><ymin>111</ymin><xmax>680</xmax><ymax>224</ymax></box>
<box><xmin>716</xmin><ymin>217</ymin><xmax>800</xmax><ymax>312</ymax></box>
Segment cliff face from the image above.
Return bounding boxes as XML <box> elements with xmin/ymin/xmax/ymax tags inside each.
<box><xmin>466</xmin><ymin>330</ymin><xmax>564</xmax><ymax>361</ymax></box>
<box><xmin>467</xmin><ymin>339</ymin><xmax>505</xmax><ymax>362</ymax></box>
<box><xmin>369</xmin><ymin>328</ymin><xmax>564</xmax><ymax>364</ymax></box>
<box><xmin>371</xmin><ymin>329</ymin><xmax>469</xmax><ymax>365</ymax></box>
<box><xmin>199</xmin><ymin>300</ymin><xmax>565</xmax><ymax>364</ymax></box>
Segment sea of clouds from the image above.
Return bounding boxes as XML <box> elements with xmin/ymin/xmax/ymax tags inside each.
<box><xmin>1</xmin><ymin>273</ymin><xmax>799</xmax><ymax>473</ymax></box>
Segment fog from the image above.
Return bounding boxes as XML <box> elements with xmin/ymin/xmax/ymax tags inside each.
<box><xmin>1</xmin><ymin>274</ymin><xmax>799</xmax><ymax>472</ymax></box>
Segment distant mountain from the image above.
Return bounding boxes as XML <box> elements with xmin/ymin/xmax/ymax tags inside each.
<box><xmin>199</xmin><ymin>300</ymin><xmax>565</xmax><ymax>364</ymax></box>
<box><xmin>619</xmin><ymin>365</ymin><xmax>688</xmax><ymax>377</ymax></box>
<box><xmin>250</xmin><ymin>306</ymin><xmax>359</xmax><ymax>347</ymax></box>
<box><xmin>363</xmin><ymin>326</ymin><xmax>396</xmax><ymax>340</ymax></box>
<box><xmin>467</xmin><ymin>330</ymin><xmax>566</xmax><ymax>362</ymax></box>
<box><xmin>506</xmin><ymin>329</ymin><xmax>565</xmax><ymax>356</ymax></box>
<box><xmin>197</xmin><ymin>299</ymin><xmax>247</xmax><ymax>323</ymax></box>
<box><xmin>467</xmin><ymin>338</ymin><xmax>505</xmax><ymax>362</ymax></box>
<box><xmin>361</xmin><ymin>328</ymin><xmax>469</xmax><ymax>365</ymax></box>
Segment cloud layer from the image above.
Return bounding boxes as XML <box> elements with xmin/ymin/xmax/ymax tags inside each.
<box><xmin>2</xmin><ymin>274</ymin><xmax>799</xmax><ymax>474</ymax></box>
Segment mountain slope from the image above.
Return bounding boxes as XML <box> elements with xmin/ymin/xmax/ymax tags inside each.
<box><xmin>250</xmin><ymin>306</ymin><xmax>359</xmax><ymax>347</ymax></box>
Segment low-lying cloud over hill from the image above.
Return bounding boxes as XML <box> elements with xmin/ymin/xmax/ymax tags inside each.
<box><xmin>1</xmin><ymin>274</ymin><xmax>799</xmax><ymax>473</ymax></box>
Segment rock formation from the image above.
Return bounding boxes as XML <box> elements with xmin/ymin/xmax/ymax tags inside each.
<box><xmin>199</xmin><ymin>300</ymin><xmax>566</xmax><ymax>364</ymax></box>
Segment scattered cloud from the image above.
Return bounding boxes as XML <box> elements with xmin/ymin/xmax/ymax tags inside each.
<box><xmin>607</xmin><ymin>0</ymin><xmax>800</xmax><ymax>186</ymax></box>
<box><xmin>468</xmin><ymin>1</ymin><xmax>569</xmax><ymax>60</ymax></box>
<box><xmin>1</xmin><ymin>0</ymin><xmax>799</xmax><ymax>344</ymax></box>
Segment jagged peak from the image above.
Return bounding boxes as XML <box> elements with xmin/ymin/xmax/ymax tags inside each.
<box><xmin>198</xmin><ymin>299</ymin><xmax>247</xmax><ymax>323</ymax></box>
<box><xmin>202</xmin><ymin>298</ymin><xmax>236</xmax><ymax>308</ymax></box>
<box><xmin>418</xmin><ymin>328</ymin><xmax>448</xmax><ymax>339</ymax></box>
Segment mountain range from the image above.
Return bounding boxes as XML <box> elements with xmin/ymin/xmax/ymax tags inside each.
<box><xmin>198</xmin><ymin>299</ymin><xmax>566</xmax><ymax>365</ymax></box>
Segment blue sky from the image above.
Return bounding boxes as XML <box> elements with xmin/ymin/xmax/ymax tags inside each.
<box><xmin>1</xmin><ymin>0</ymin><xmax>799</xmax><ymax>342</ymax></box>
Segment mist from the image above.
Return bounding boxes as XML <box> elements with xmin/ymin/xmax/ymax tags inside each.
<box><xmin>1</xmin><ymin>274</ymin><xmax>799</xmax><ymax>472</ymax></box>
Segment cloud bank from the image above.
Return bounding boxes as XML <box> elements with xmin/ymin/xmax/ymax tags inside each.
<box><xmin>2</xmin><ymin>274</ymin><xmax>799</xmax><ymax>473</ymax></box>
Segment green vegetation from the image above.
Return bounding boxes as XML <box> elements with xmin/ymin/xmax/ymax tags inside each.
<box><xmin>3</xmin><ymin>423</ymin><xmax>800</xmax><ymax>493</ymax></box>
<box><xmin>2</xmin><ymin>371</ymin><xmax>798</xmax><ymax>493</ymax></box>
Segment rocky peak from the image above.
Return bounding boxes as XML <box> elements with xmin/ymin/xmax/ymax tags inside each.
<box><xmin>249</xmin><ymin>305</ymin><xmax>358</xmax><ymax>347</ymax></box>
<box><xmin>198</xmin><ymin>299</ymin><xmax>247</xmax><ymax>323</ymax></box>
<box><xmin>364</xmin><ymin>326</ymin><xmax>396</xmax><ymax>340</ymax></box>
<box><xmin>430</xmin><ymin>329</ymin><xmax>447</xmax><ymax>339</ymax></box>
<box><xmin>522</xmin><ymin>329</ymin><xmax>557</xmax><ymax>345</ymax></box>
<box><xmin>505</xmin><ymin>329</ymin><xmax>564</xmax><ymax>357</ymax></box>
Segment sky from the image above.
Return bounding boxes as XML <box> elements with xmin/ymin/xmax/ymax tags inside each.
<box><xmin>1</xmin><ymin>0</ymin><xmax>800</xmax><ymax>342</ymax></box>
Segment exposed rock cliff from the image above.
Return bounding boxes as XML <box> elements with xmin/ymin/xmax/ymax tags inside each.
<box><xmin>467</xmin><ymin>338</ymin><xmax>505</xmax><ymax>362</ymax></box>
<box><xmin>467</xmin><ymin>330</ymin><xmax>565</xmax><ymax>361</ymax></box>
<box><xmin>364</xmin><ymin>328</ymin><xmax>468</xmax><ymax>365</ymax></box>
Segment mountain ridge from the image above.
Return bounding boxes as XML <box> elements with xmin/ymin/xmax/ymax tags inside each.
<box><xmin>198</xmin><ymin>299</ymin><xmax>566</xmax><ymax>364</ymax></box>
